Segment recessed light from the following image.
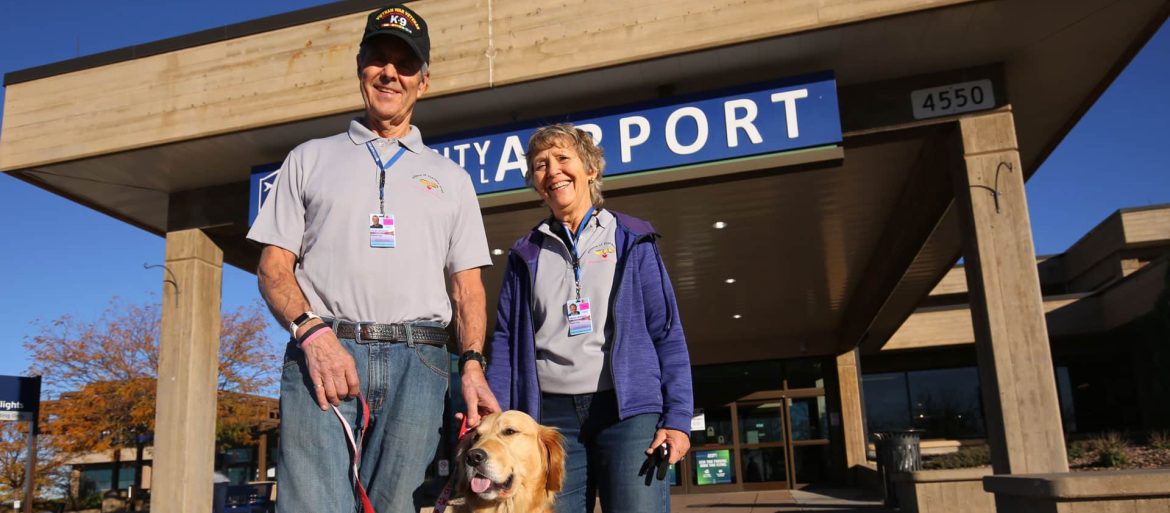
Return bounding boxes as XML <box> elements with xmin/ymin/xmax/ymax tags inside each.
<box><xmin>491</xmin><ymin>248</ymin><xmax>504</xmax><ymax>256</ymax></box>
<box><xmin>732</xmin><ymin>314</ymin><xmax>742</xmax><ymax>319</ymax></box>
<box><xmin>724</xmin><ymin>278</ymin><xmax>736</xmax><ymax>284</ymax></box>
<box><xmin>712</xmin><ymin>221</ymin><xmax>727</xmax><ymax>229</ymax></box>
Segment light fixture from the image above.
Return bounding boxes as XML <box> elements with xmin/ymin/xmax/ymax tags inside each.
<box><xmin>724</xmin><ymin>278</ymin><xmax>736</xmax><ymax>284</ymax></box>
<box><xmin>732</xmin><ymin>314</ymin><xmax>742</xmax><ymax>319</ymax></box>
<box><xmin>712</xmin><ymin>221</ymin><xmax>727</xmax><ymax>229</ymax></box>
<box><xmin>491</xmin><ymin>248</ymin><xmax>504</xmax><ymax>256</ymax></box>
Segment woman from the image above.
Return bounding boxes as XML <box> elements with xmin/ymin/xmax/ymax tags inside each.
<box><xmin>485</xmin><ymin>124</ymin><xmax>694</xmax><ymax>512</ymax></box>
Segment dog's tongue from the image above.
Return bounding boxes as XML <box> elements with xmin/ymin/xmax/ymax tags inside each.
<box><xmin>471</xmin><ymin>476</ymin><xmax>493</xmax><ymax>494</ymax></box>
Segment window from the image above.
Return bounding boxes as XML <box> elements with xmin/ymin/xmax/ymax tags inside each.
<box><xmin>863</xmin><ymin>367</ymin><xmax>986</xmax><ymax>438</ymax></box>
<box><xmin>906</xmin><ymin>368</ymin><xmax>985</xmax><ymax>438</ymax></box>
<box><xmin>861</xmin><ymin>372</ymin><xmax>911</xmax><ymax>433</ymax></box>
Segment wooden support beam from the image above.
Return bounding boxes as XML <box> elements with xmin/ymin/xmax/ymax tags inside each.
<box><xmin>835</xmin><ymin>349</ymin><xmax>869</xmax><ymax>476</ymax></box>
<box><xmin>949</xmin><ymin>110</ymin><xmax>1067</xmax><ymax>475</ymax></box>
<box><xmin>836</xmin><ymin>126</ymin><xmax>956</xmax><ymax>353</ymax></box>
<box><xmin>151</xmin><ymin>229</ymin><xmax>223</xmax><ymax>513</ymax></box>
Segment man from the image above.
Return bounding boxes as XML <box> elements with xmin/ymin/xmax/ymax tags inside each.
<box><xmin>247</xmin><ymin>5</ymin><xmax>500</xmax><ymax>512</ymax></box>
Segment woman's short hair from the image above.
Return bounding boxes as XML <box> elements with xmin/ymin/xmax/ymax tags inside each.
<box><xmin>525</xmin><ymin>124</ymin><xmax>606</xmax><ymax>207</ymax></box>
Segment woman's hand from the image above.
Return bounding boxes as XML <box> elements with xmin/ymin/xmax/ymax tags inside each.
<box><xmin>646</xmin><ymin>428</ymin><xmax>691</xmax><ymax>464</ymax></box>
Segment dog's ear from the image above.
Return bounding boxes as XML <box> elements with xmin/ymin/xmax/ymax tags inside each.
<box><xmin>539</xmin><ymin>426</ymin><xmax>566</xmax><ymax>493</ymax></box>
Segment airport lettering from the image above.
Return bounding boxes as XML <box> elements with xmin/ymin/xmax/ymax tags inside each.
<box><xmin>435</xmin><ymin>74</ymin><xmax>837</xmax><ymax>195</ymax></box>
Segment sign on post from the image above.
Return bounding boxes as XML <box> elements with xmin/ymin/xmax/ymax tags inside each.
<box><xmin>0</xmin><ymin>375</ymin><xmax>40</xmax><ymax>422</ymax></box>
<box><xmin>1</xmin><ymin>375</ymin><xmax>41</xmax><ymax>513</ymax></box>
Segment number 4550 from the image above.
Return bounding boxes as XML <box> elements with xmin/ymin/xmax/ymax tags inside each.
<box><xmin>911</xmin><ymin>79</ymin><xmax>995</xmax><ymax>120</ymax></box>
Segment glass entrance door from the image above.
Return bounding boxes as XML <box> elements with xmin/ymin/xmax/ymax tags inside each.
<box><xmin>737</xmin><ymin>401</ymin><xmax>789</xmax><ymax>489</ymax></box>
<box><xmin>734</xmin><ymin>391</ymin><xmax>831</xmax><ymax>490</ymax></box>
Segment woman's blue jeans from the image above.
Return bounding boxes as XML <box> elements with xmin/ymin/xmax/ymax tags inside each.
<box><xmin>540</xmin><ymin>391</ymin><xmax>670</xmax><ymax>513</ymax></box>
<box><xmin>276</xmin><ymin>336</ymin><xmax>450</xmax><ymax>513</ymax></box>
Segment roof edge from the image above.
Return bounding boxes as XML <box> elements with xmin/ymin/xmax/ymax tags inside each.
<box><xmin>3</xmin><ymin>0</ymin><xmax>396</xmax><ymax>86</ymax></box>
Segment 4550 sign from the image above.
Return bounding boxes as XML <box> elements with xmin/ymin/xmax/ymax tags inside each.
<box><xmin>911</xmin><ymin>79</ymin><xmax>996</xmax><ymax>120</ymax></box>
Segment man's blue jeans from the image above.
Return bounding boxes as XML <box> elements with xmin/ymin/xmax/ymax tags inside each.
<box><xmin>540</xmin><ymin>391</ymin><xmax>670</xmax><ymax>513</ymax></box>
<box><xmin>276</xmin><ymin>334</ymin><xmax>449</xmax><ymax>513</ymax></box>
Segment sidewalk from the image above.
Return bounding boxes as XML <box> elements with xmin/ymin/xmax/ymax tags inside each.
<box><xmin>671</xmin><ymin>488</ymin><xmax>893</xmax><ymax>513</ymax></box>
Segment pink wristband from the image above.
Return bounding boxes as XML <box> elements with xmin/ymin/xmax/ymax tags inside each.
<box><xmin>299</xmin><ymin>326</ymin><xmax>332</xmax><ymax>349</ymax></box>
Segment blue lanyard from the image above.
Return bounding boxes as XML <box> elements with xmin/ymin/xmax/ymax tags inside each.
<box><xmin>365</xmin><ymin>142</ymin><xmax>408</xmax><ymax>216</ymax></box>
<box><xmin>561</xmin><ymin>206</ymin><xmax>596</xmax><ymax>300</ymax></box>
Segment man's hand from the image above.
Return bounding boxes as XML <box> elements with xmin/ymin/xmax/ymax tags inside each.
<box><xmin>258</xmin><ymin>244</ymin><xmax>360</xmax><ymax>411</ymax></box>
<box><xmin>459</xmin><ymin>361</ymin><xmax>500</xmax><ymax>427</ymax></box>
<box><xmin>646</xmin><ymin>428</ymin><xmax>692</xmax><ymax>465</ymax></box>
<box><xmin>301</xmin><ymin>324</ymin><xmax>361</xmax><ymax>410</ymax></box>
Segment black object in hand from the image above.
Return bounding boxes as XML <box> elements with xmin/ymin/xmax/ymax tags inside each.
<box><xmin>655</xmin><ymin>444</ymin><xmax>670</xmax><ymax>481</ymax></box>
<box><xmin>640</xmin><ymin>443</ymin><xmax>671</xmax><ymax>483</ymax></box>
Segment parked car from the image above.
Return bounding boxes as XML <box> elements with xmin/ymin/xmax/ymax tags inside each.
<box><xmin>224</xmin><ymin>481</ymin><xmax>275</xmax><ymax>513</ymax></box>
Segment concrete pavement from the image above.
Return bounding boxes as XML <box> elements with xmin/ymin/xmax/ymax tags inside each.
<box><xmin>671</xmin><ymin>488</ymin><xmax>892</xmax><ymax>513</ymax></box>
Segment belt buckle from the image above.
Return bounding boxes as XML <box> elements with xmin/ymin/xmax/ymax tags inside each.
<box><xmin>355</xmin><ymin>321</ymin><xmax>374</xmax><ymax>344</ymax></box>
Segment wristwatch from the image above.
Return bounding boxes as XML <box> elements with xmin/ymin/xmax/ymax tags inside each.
<box><xmin>459</xmin><ymin>350</ymin><xmax>488</xmax><ymax>373</ymax></box>
<box><xmin>289</xmin><ymin>311</ymin><xmax>321</xmax><ymax>338</ymax></box>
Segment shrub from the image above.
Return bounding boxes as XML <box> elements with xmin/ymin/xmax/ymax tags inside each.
<box><xmin>1067</xmin><ymin>440</ymin><xmax>1091</xmax><ymax>460</ymax></box>
<box><xmin>925</xmin><ymin>445</ymin><xmax>991</xmax><ymax>469</ymax></box>
<box><xmin>1149</xmin><ymin>430</ymin><xmax>1170</xmax><ymax>450</ymax></box>
<box><xmin>1091</xmin><ymin>432</ymin><xmax>1130</xmax><ymax>467</ymax></box>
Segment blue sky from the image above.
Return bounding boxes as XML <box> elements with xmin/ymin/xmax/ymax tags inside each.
<box><xmin>1</xmin><ymin>4</ymin><xmax>1168</xmax><ymax>378</ymax></box>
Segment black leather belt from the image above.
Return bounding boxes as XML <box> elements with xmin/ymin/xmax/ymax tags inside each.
<box><xmin>326</xmin><ymin>319</ymin><xmax>450</xmax><ymax>347</ymax></box>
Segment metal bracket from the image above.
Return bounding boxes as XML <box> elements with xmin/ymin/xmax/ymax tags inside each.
<box><xmin>144</xmin><ymin>263</ymin><xmax>179</xmax><ymax>294</ymax></box>
<box><xmin>969</xmin><ymin>161</ymin><xmax>1013</xmax><ymax>214</ymax></box>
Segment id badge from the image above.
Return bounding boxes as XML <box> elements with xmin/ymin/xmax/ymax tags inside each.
<box><xmin>566</xmin><ymin>297</ymin><xmax>593</xmax><ymax>336</ymax></box>
<box><xmin>369</xmin><ymin>213</ymin><xmax>396</xmax><ymax>248</ymax></box>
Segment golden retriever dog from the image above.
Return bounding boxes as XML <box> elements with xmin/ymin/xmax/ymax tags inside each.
<box><xmin>450</xmin><ymin>411</ymin><xmax>565</xmax><ymax>513</ymax></box>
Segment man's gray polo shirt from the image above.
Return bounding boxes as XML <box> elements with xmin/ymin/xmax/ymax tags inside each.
<box><xmin>247</xmin><ymin>119</ymin><xmax>491</xmax><ymax>325</ymax></box>
<box><xmin>533</xmin><ymin>208</ymin><xmax>619</xmax><ymax>394</ymax></box>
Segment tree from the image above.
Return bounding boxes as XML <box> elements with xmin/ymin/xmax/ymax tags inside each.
<box><xmin>0</xmin><ymin>418</ymin><xmax>67</xmax><ymax>505</ymax></box>
<box><xmin>23</xmin><ymin>297</ymin><xmax>279</xmax><ymax>495</ymax></box>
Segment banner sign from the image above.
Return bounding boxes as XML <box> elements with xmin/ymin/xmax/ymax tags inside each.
<box><xmin>0</xmin><ymin>375</ymin><xmax>41</xmax><ymax>421</ymax></box>
<box><xmin>694</xmin><ymin>449</ymin><xmax>734</xmax><ymax>485</ymax></box>
<box><xmin>248</xmin><ymin>72</ymin><xmax>840</xmax><ymax>223</ymax></box>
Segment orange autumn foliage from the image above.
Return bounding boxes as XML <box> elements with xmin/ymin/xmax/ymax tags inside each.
<box><xmin>24</xmin><ymin>298</ymin><xmax>279</xmax><ymax>456</ymax></box>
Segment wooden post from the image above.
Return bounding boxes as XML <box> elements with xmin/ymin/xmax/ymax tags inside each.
<box><xmin>835</xmin><ymin>349</ymin><xmax>868</xmax><ymax>478</ymax></box>
<box><xmin>949</xmin><ymin>110</ymin><xmax>1068</xmax><ymax>475</ymax></box>
<box><xmin>150</xmin><ymin>229</ymin><xmax>223</xmax><ymax>513</ymax></box>
<box><xmin>256</xmin><ymin>432</ymin><xmax>268</xmax><ymax>482</ymax></box>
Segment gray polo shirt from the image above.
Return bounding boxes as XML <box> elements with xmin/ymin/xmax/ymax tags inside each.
<box><xmin>533</xmin><ymin>208</ymin><xmax>619</xmax><ymax>394</ymax></box>
<box><xmin>247</xmin><ymin>119</ymin><xmax>491</xmax><ymax>325</ymax></box>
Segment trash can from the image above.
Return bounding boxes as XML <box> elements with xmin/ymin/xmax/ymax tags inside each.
<box><xmin>872</xmin><ymin>430</ymin><xmax>923</xmax><ymax>508</ymax></box>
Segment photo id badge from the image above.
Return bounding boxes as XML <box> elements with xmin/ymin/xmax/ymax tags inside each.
<box><xmin>369</xmin><ymin>213</ymin><xmax>396</xmax><ymax>248</ymax></box>
<box><xmin>566</xmin><ymin>297</ymin><xmax>593</xmax><ymax>336</ymax></box>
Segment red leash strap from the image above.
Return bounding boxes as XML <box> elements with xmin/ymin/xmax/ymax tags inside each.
<box><xmin>332</xmin><ymin>395</ymin><xmax>375</xmax><ymax>513</ymax></box>
<box><xmin>433</xmin><ymin>416</ymin><xmax>473</xmax><ymax>513</ymax></box>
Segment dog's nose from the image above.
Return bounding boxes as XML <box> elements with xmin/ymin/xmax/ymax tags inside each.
<box><xmin>467</xmin><ymin>448</ymin><xmax>487</xmax><ymax>468</ymax></box>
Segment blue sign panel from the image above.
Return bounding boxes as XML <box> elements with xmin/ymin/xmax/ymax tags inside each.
<box><xmin>249</xmin><ymin>163</ymin><xmax>281</xmax><ymax>227</ymax></box>
<box><xmin>431</xmin><ymin>72</ymin><xmax>840</xmax><ymax>196</ymax></box>
<box><xmin>248</xmin><ymin>72</ymin><xmax>840</xmax><ymax>223</ymax></box>
<box><xmin>0</xmin><ymin>375</ymin><xmax>41</xmax><ymax>417</ymax></box>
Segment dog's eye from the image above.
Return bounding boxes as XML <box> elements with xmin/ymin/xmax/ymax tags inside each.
<box><xmin>502</xmin><ymin>427</ymin><xmax>519</xmax><ymax>436</ymax></box>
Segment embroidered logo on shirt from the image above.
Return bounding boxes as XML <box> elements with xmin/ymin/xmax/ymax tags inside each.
<box><xmin>584</xmin><ymin>243</ymin><xmax>617</xmax><ymax>264</ymax></box>
<box><xmin>413</xmin><ymin>174</ymin><xmax>444</xmax><ymax>194</ymax></box>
